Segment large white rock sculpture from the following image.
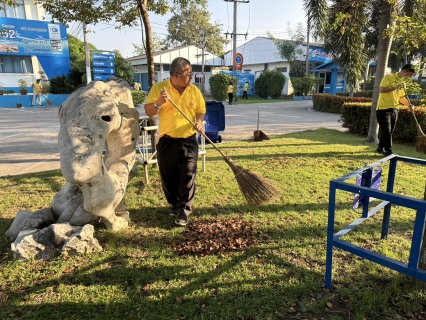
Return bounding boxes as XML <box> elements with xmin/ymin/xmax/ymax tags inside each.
<box><xmin>6</xmin><ymin>78</ymin><xmax>140</xmax><ymax>260</ymax></box>
<box><xmin>52</xmin><ymin>78</ymin><xmax>140</xmax><ymax>230</ymax></box>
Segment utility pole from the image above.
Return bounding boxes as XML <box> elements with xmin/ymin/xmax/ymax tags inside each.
<box><xmin>199</xmin><ymin>30</ymin><xmax>207</xmax><ymax>94</ymax></box>
<box><xmin>83</xmin><ymin>22</ymin><xmax>92</xmax><ymax>85</ymax></box>
<box><xmin>305</xmin><ymin>18</ymin><xmax>310</xmax><ymax>75</ymax></box>
<box><xmin>224</xmin><ymin>0</ymin><xmax>249</xmax><ymax>71</ymax></box>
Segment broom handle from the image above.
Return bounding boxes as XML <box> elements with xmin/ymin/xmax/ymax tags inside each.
<box><xmin>257</xmin><ymin>109</ymin><xmax>260</xmax><ymax>132</ymax></box>
<box><xmin>405</xmin><ymin>95</ymin><xmax>421</xmax><ymax>126</ymax></box>
<box><xmin>166</xmin><ymin>96</ymin><xmax>228</xmax><ymax>159</ymax></box>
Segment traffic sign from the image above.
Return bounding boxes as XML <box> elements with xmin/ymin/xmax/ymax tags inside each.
<box><xmin>93</xmin><ymin>61</ymin><xmax>116</xmax><ymax>67</ymax></box>
<box><xmin>92</xmin><ymin>53</ymin><xmax>115</xmax><ymax>60</ymax></box>
<box><xmin>233</xmin><ymin>53</ymin><xmax>244</xmax><ymax>68</ymax></box>
<box><xmin>94</xmin><ymin>74</ymin><xmax>114</xmax><ymax>81</ymax></box>
<box><xmin>92</xmin><ymin>68</ymin><xmax>116</xmax><ymax>74</ymax></box>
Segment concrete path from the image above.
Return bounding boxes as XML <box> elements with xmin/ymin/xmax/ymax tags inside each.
<box><xmin>0</xmin><ymin>100</ymin><xmax>343</xmax><ymax>177</ymax></box>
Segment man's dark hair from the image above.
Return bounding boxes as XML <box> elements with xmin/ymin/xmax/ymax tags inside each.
<box><xmin>401</xmin><ymin>64</ymin><xmax>415</xmax><ymax>73</ymax></box>
<box><xmin>170</xmin><ymin>57</ymin><xmax>191</xmax><ymax>75</ymax></box>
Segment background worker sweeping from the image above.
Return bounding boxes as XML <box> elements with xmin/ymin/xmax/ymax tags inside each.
<box><xmin>31</xmin><ymin>79</ymin><xmax>43</xmax><ymax>106</ymax></box>
<box><xmin>144</xmin><ymin>57</ymin><xmax>205</xmax><ymax>226</ymax></box>
<box><xmin>376</xmin><ymin>64</ymin><xmax>415</xmax><ymax>156</ymax></box>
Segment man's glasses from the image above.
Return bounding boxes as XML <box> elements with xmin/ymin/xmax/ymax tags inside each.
<box><xmin>176</xmin><ymin>72</ymin><xmax>194</xmax><ymax>77</ymax></box>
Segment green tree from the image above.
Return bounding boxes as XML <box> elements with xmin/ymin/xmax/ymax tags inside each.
<box><xmin>268</xmin><ymin>23</ymin><xmax>305</xmax><ymax>63</ymax></box>
<box><xmin>166</xmin><ymin>0</ymin><xmax>229</xmax><ymax>56</ymax></box>
<box><xmin>255</xmin><ymin>69</ymin><xmax>286</xmax><ymax>99</ymax></box>
<box><xmin>209</xmin><ymin>73</ymin><xmax>236</xmax><ymax>101</ymax></box>
<box><xmin>67</xmin><ymin>35</ymin><xmax>97</xmax><ymax>86</ymax></box>
<box><xmin>113</xmin><ymin>50</ymin><xmax>134</xmax><ymax>84</ymax></box>
<box><xmin>132</xmin><ymin>33</ymin><xmax>168</xmax><ymax>55</ymax></box>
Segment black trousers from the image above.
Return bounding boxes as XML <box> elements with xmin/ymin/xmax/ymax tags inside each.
<box><xmin>228</xmin><ymin>92</ymin><xmax>233</xmax><ymax>104</ymax></box>
<box><xmin>242</xmin><ymin>91</ymin><xmax>248</xmax><ymax>99</ymax></box>
<box><xmin>156</xmin><ymin>134</ymin><xmax>198</xmax><ymax>216</ymax></box>
<box><xmin>376</xmin><ymin>108</ymin><xmax>398</xmax><ymax>151</ymax></box>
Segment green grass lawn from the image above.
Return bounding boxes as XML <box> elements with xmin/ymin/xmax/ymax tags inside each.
<box><xmin>1</xmin><ymin>129</ymin><xmax>426</xmax><ymax>320</ymax></box>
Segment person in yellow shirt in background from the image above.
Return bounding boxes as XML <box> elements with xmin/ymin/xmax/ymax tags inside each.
<box><xmin>134</xmin><ymin>81</ymin><xmax>141</xmax><ymax>91</ymax></box>
<box><xmin>242</xmin><ymin>81</ymin><xmax>249</xmax><ymax>100</ymax></box>
<box><xmin>227</xmin><ymin>82</ymin><xmax>234</xmax><ymax>105</ymax></box>
<box><xmin>31</xmin><ymin>79</ymin><xmax>43</xmax><ymax>106</ymax></box>
<box><xmin>144</xmin><ymin>57</ymin><xmax>205</xmax><ymax>226</ymax></box>
<box><xmin>376</xmin><ymin>64</ymin><xmax>415</xmax><ymax>156</ymax></box>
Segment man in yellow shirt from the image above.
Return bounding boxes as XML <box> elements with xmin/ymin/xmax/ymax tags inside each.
<box><xmin>376</xmin><ymin>64</ymin><xmax>415</xmax><ymax>156</ymax></box>
<box><xmin>242</xmin><ymin>81</ymin><xmax>249</xmax><ymax>100</ymax></box>
<box><xmin>227</xmin><ymin>82</ymin><xmax>234</xmax><ymax>105</ymax></box>
<box><xmin>134</xmin><ymin>81</ymin><xmax>141</xmax><ymax>91</ymax></box>
<box><xmin>145</xmin><ymin>57</ymin><xmax>205</xmax><ymax>226</ymax></box>
<box><xmin>31</xmin><ymin>79</ymin><xmax>43</xmax><ymax>106</ymax></box>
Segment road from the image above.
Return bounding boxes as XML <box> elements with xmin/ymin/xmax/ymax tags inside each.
<box><xmin>0</xmin><ymin>100</ymin><xmax>343</xmax><ymax>177</ymax></box>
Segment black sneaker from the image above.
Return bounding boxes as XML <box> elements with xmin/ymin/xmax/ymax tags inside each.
<box><xmin>376</xmin><ymin>147</ymin><xmax>384</xmax><ymax>154</ymax></box>
<box><xmin>169</xmin><ymin>206</ymin><xmax>178</xmax><ymax>216</ymax></box>
<box><xmin>175</xmin><ymin>211</ymin><xmax>188</xmax><ymax>226</ymax></box>
<box><xmin>383</xmin><ymin>149</ymin><xmax>393</xmax><ymax>156</ymax></box>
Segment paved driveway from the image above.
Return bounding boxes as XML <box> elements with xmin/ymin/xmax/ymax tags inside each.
<box><xmin>0</xmin><ymin>100</ymin><xmax>343</xmax><ymax>177</ymax></box>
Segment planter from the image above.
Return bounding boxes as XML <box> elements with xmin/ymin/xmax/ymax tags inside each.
<box><xmin>19</xmin><ymin>89</ymin><xmax>28</xmax><ymax>95</ymax></box>
<box><xmin>293</xmin><ymin>96</ymin><xmax>304</xmax><ymax>101</ymax></box>
<box><xmin>303</xmin><ymin>95</ymin><xmax>313</xmax><ymax>100</ymax></box>
<box><xmin>0</xmin><ymin>90</ymin><xmax>4</xmax><ymax>96</ymax></box>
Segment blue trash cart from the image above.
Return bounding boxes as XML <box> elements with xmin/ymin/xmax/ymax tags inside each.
<box><xmin>203</xmin><ymin>100</ymin><xmax>225</xmax><ymax>143</ymax></box>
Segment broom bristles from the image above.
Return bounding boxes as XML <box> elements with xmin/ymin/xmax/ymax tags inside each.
<box><xmin>224</xmin><ymin>157</ymin><xmax>281</xmax><ymax>206</ymax></box>
<box><xmin>416</xmin><ymin>125</ymin><xmax>426</xmax><ymax>154</ymax></box>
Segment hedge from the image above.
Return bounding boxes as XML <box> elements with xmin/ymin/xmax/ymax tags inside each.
<box><xmin>131</xmin><ymin>90</ymin><xmax>147</xmax><ymax>105</ymax></box>
<box><xmin>313</xmin><ymin>93</ymin><xmax>372</xmax><ymax>114</ymax></box>
<box><xmin>340</xmin><ymin>102</ymin><xmax>426</xmax><ymax>143</ymax></box>
<box><xmin>336</xmin><ymin>91</ymin><xmax>374</xmax><ymax>98</ymax></box>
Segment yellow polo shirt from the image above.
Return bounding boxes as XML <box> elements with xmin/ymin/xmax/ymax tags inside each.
<box><xmin>32</xmin><ymin>82</ymin><xmax>42</xmax><ymax>94</ymax></box>
<box><xmin>243</xmin><ymin>83</ymin><xmax>248</xmax><ymax>91</ymax></box>
<box><xmin>377</xmin><ymin>73</ymin><xmax>405</xmax><ymax>110</ymax></box>
<box><xmin>228</xmin><ymin>85</ymin><xmax>233</xmax><ymax>93</ymax></box>
<box><xmin>146</xmin><ymin>79</ymin><xmax>205</xmax><ymax>138</ymax></box>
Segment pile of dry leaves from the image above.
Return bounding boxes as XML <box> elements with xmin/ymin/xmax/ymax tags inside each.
<box><xmin>173</xmin><ymin>217</ymin><xmax>258</xmax><ymax>256</ymax></box>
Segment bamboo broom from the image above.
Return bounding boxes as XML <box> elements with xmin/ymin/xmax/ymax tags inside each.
<box><xmin>164</xmin><ymin>90</ymin><xmax>281</xmax><ymax>206</ymax></box>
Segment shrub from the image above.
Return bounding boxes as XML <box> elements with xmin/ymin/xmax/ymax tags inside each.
<box><xmin>131</xmin><ymin>90</ymin><xmax>147</xmax><ymax>105</ymax></box>
<box><xmin>254</xmin><ymin>69</ymin><xmax>286</xmax><ymax>99</ymax></box>
<box><xmin>365</xmin><ymin>76</ymin><xmax>375</xmax><ymax>90</ymax></box>
<box><xmin>340</xmin><ymin>102</ymin><xmax>426</xmax><ymax>142</ymax></box>
<box><xmin>340</xmin><ymin>102</ymin><xmax>371</xmax><ymax>135</ymax></box>
<box><xmin>313</xmin><ymin>94</ymin><xmax>372</xmax><ymax>114</ymax></box>
<box><xmin>336</xmin><ymin>91</ymin><xmax>373</xmax><ymax>98</ymax></box>
<box><xmin>291</xmin><ymin>75</ymin><xmax>321</xmax><ymax>96</ymax></box>
<box><xmin>209</xmin><ymin>73</ymin><xmax>236</xmax><ymax>101</ymax></box>
<box><xmin>49</xmin><ymin>75</ymin><xmax>75</xmax><ymax>94</ymax></box>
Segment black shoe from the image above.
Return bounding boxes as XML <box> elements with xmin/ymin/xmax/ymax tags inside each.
<box><xmin>383</xmin><ymin>149</ymin><xmax>393</xmax><ymax>156</ymax></box>
<box><xmin>169</xmin><ymin>205</ymin><xmax>178</xmax><ymax>216</ymax></box>
<box><xmin>376</xmin><ymin>147</ymin><xmax>384</xmax><ymax>154</ymax></box>
<box><xmin>175</xmin><ymin>211</ymin><xmax>188</xmax><ymax>226</ymax></box>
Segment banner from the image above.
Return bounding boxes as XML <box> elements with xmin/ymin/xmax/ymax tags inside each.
<box><xmin>0</xmin><ymin>17</ymin><xmax>70</xmax><ymax>78</ymax></box>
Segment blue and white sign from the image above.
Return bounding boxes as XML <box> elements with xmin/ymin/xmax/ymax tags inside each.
<box><xmin>92</xmin><ymin>52</ymin><xmax>115</xmax><ymax>81</ymax></box>
<box><xmin>94</xmin><ymin>74</ymin><xmax>114</xmax><ymax>81</ymax></box>
<box><xmin>0</xmin><ymin>17</ymin><xmax>70</xmax><ymax>78</ymax></box>
<box><xmin>92</xmin><ymin>53</ymin><xmax>114</xmax><ymax>60</ymax></box>
<box><xmin>93</xmin><ymin>61</ymin><xmax>116</xmax><ymax>67</ymax></box>
<box><xmin>92</xmin><ymin>68</ymin><xmax>115</xmax><ymax>74</ymax></box>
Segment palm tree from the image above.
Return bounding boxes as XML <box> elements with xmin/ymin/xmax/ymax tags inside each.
<box><xmin>303</xmin><ymin>0</ymin><xmax>398</xmax><ymax>143</ymax></box>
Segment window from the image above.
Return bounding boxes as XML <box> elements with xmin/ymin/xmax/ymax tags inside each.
<box><xmin>279</xmin><ymin>67</ymin><xmax>288</xmax><ymax>73</ymax></box>
<box><xmin>0</xmin><ymin>55</ymin><xmax>33</xmax><ymax>73</ymax></box>
<box><xmin>0</xmin><ymin>0</ymin><xmax>26</xmax><ymax>18</ymax></box>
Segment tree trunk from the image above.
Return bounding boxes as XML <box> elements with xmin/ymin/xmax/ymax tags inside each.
<box><xmin>366</xmin><ymin>1</ymin><xmax>394</xmax><ymax>143</ymax></box>
<box><xmin>139</xmin><ymin>0</ymin><xmax>158</xmax><ymax>164</ymax></box>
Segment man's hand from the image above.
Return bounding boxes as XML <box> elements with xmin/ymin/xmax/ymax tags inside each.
<box><xmin>194</xmin><ymin>120</ymin><xmax>204</xmax><ymax>133</ymax></box>
<box><xmin>156</xmin><ymin>88</ymin><xmax>169</xmax><ymax>106</ymax></box>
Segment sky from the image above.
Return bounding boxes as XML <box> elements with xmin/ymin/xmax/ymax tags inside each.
<box><xmin>73</xmin><ymin>0</ymin><xmax>308</xmax><ymax>58</ymax></box>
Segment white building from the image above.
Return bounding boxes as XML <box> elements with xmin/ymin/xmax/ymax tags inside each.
<box><xmin>223</xmin><ymin>37</ymin><xmax>331</xmax><ymax>95</ymax></box>
<box><xmin>126</xmin><ymin>45</ymin><xmax>224</xmax><ymax>93</ymax></box>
